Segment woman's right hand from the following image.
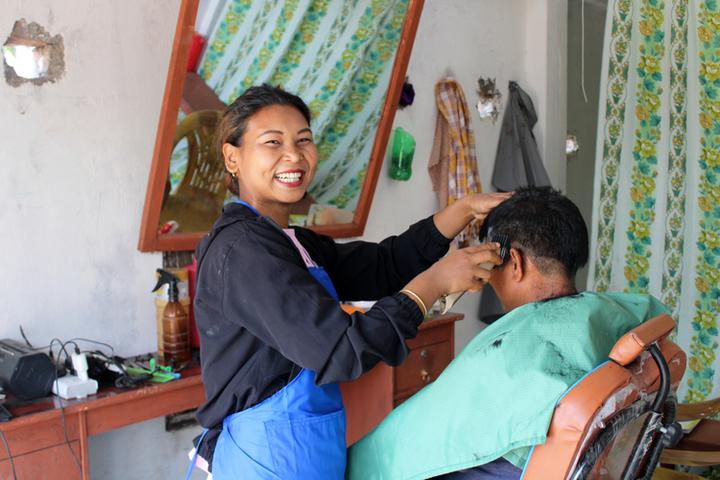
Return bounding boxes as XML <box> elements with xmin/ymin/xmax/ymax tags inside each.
<box><xmin>430</xmin><ymin>243</ymin><xmax>503</xmax><ymax>294</ymax></box>
<box><xmin>402</xmin><ymin>243</ymin><xmax>503</xmax><ymax>311</ymax></box>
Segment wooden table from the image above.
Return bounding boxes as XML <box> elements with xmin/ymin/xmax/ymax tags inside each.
<box><xmin>341</xmin><ymin>312</ymin><xmax>463</xmax><ymax>444</ymax></box>
<box><xmin>0</xmin><ymin>365</ymin><xmax>204</xmax><ymax>479</ymax></box>
<box><xmin>0</xmin><ymin>313</ymin><xmax>462</xmax><ymax>479</ymax></box>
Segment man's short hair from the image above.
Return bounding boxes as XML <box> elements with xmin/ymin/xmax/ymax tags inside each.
<box><xmin>479</xmin><ymin>186</ymin><xmax>589</xmax><ymax>277</ymax></box>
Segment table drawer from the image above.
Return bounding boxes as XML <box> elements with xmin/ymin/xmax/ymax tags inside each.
<box><xmin>394</xmin><ymin>340</ymin><xmax>452</xmax><ymax>399</ymax></box>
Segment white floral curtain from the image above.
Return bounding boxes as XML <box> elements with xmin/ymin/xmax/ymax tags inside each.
<box><xmin>194</xmin><ymin>0</ymin><xmax>409</xmax><ymax>210</ymax></box>
<box><xmin>588</xmin><ymin>0</ymin><xmax>719</xmax><ymax>403</ymax></box>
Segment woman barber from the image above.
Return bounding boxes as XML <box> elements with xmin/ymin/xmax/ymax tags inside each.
<box><xmin>190</xmin><ymin>84</ymin><xmax>508</xmax><ymax>479</ymax></box>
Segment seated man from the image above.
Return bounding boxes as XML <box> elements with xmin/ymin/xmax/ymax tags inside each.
<box><xmin>347</xmin><ymin>186</ymin><xmax>668</xmax><ymax>480</ymax></box>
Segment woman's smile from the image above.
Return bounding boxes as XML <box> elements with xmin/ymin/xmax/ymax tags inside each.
<box><xmin>274</xmin><ymin>169</ymin><xmax>306</xmax><ymax>187</ymax></box>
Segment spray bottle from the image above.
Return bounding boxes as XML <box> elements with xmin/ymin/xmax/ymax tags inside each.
<box><xmin>152</xmin><ymin>269</ymin><xmax>190</xmax><ymax>366</ymax></box>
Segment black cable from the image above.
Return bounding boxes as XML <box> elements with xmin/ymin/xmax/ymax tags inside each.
<box><xmin>49</xmin><ymin>338</ymin><xmax>77</xmax><ymax>366</ymax></box>
<box><xmin>0</xmin><ymin>428</ymin><xmax>17</xmax><ymax>480</ymax></box>
<box><xmin>17</xmin><ymin>326</ymin><xmax>53</xmax><ymax>351</ymax></box>
<box><xmin>70</xmin><ymin>338</ymin><xmax>115</xmax><ymax>356</ymax></box>
<box><xmin>85</xmin><ymin>350</ymin><xmax>150</xmax><ymax>388</ymax></box>
<box><xmin>52</xmin><ymin>340</ymin><xmax>83</xmax><ymax>476</ymax></box>
<box><xmin>13</xmin><ymin>334</ymin><xmax>114</xmax><ymax>477</ymax></box>
<box><xmin>19</xmin><ymin>325</ymin><xmax>33</xmax><ymax>349</ymax></box>
<box><xmin>57</xmin><ymin>398</ymin><xmax>82</xmax><ymax>475</ymax></box>
<box><xmin>49</xmin><ymin>338</ymin><xmax>65</xmax><ymax>365</ymax></box>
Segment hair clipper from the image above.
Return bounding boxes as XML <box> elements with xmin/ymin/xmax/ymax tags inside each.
<box><xmin>438</xmin><ymin>234</ymin><xmax>510</xmax><ymax>314</ymax></box>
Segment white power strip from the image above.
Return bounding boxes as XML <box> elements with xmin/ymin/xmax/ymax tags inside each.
<box><xmin>52</xmin><ymin>352</ymin><xmax>98</xmax><ymax>399</ymax></box>
<box><xmin>52</xmin><ymin>375</ymin><xmax>98</xmax><ymax>399</ymax></box>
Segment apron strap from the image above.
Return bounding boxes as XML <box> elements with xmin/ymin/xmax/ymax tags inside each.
<box><xmin>282</xmin><ymin>228</ymin><xmax>318</xmax><ymax>269</ymax></box>
<box><xmin>184</xmin><ymin>428</ymin><xmax>210</xmax><ymax>480</ymax></box>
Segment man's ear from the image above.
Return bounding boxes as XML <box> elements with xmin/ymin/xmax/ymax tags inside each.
<box><xmin>223</xmin><ymin>143</ymin><xmax>240</xmax><ymax>175</ymax></box>
<box><xmin>509</xmin><ymin>248</ymin><xmax>525</xmax><ymax>282</ymax></box>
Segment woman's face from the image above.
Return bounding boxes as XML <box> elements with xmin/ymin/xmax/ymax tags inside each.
<box><xmin>226</xmin><ymin>104</ymin><xmax>317</xmax><ymax>207</ymax></box>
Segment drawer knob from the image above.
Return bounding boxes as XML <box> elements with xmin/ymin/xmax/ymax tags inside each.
<box><xmin>420</xmin><ymin>349</ymin><xmax>429</xmax><ymax>359</ymax></box>
<box><xmin>420</xmin><ymin>369</ymin><xmax>431</xmax><ymax>383</ymax></box>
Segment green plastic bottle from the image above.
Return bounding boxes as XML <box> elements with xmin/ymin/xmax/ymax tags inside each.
<box><xmin>388</xmin><ymin>127</ymin><xmax>416</xmax><ymax>181</ymax></box>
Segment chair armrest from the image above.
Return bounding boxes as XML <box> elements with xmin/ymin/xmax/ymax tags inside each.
<box><xmin>609</xmin><ymin>314</ymin><xmax>676</xmax><ymax>366</ymax></box>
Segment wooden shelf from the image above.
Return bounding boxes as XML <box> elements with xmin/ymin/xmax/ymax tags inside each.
<box><xmin>0</xmin><ymin>312</ymin><xmax>463</xmax><ymax>477</ymax></box>
<box><xmin>340</xmin><ymin>312</ymin><xmax>463</xmax><ymax>445</ymax></box>
<box><xmin>0</xmin><ymin>367</ymin><xmax>204</xmax><ymax>479</ymax></box>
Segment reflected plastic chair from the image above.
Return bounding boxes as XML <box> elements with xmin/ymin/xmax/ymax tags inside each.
<box><xmin>521</xmin><ymin>314</ymin><xmax>687</xmax><ymax>480</ymax></box>
<box><xmin>159</xmin><ymin>110</ymin><xmax>225</xmax><ymax>232</ymax></box>
<box><xmin>172</xmin><ymin>110</ymin><xmax>225</xmax><ymax>202</ymax></box>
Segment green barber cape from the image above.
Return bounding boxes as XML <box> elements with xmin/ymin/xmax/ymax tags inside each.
<box><xmin>346</xmin><ymin>292</ymin><xmax>669</xmax><ymax>480</ymax></box>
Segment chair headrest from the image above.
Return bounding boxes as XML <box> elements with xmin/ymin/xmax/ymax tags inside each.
<box><xmin>609</xmin><ymin>314</ymin><xmax>676</xmax><ymax>366</ymax></box>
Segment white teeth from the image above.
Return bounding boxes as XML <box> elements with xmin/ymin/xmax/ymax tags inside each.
<box><xmin>275</xmin><ymin>172</ymin><xmax>302</xmax><ymax>183</ymax></box>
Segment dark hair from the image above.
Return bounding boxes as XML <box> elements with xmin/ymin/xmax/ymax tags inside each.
<box><xmin>479</xmin><ymin>186</ymin><xmax>589</xmax><ymax>277</ymax></box>
<box><xmin>216</xmin><ymin>84</ymin><xmax>312</xmax><ymax>195</ymax></box>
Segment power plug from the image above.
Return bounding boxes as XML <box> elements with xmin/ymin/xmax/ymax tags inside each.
<box><xmin>71</xmin><ymin>351</ymin><xmax>89</xmax><ymax>381</ymax></box>
<box><xmin>52</xmin><ymin>352</ymin><xmax>98</xmax><ymax>399</ymax></box>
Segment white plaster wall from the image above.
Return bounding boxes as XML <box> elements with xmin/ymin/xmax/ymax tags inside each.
<box><xmin>0</xmin><ymin>1</ymin><xmax>171</xmax><ymax>355</ymax></box>
<box><xmin>0</xmin><ymin>2</ymin><xmax>203</xmax><ymax>479</ymax></box>
<box><xmin>566</xmin><ymin>0</ymin><xmax>608</xmax><ymax>289</ymax></box>
<box><xmin>522</xmin><ymin>0</ymin><xmax>569</xmax><ymax>189</ymax></box>
<box><xmin>0</xmin><ymin>1</ymin><xmax>565</xmax><ymax>478</ymax></box>
<box><xmin>366</xmin><ymin>0</ymin><xmax>568</xmax><ymax>352</ymax></box>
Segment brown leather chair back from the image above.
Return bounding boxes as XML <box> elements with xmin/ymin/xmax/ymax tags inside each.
<box><xmin>522</xmin><ymin>314</ymin><xmax>686</xmax><ymax>479</ymax></box>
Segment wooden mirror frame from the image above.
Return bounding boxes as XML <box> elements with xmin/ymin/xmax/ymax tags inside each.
<box><xmin>138</xmin><ymin>0</ymin><xmax>424</xmax><ymax>252</ymax></box>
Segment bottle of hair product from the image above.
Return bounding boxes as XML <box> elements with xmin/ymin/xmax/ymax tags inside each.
<box><xmin>153</xmin><ymin>267</ymin><xmax>191</xmax><ymax>357</ymax></box>
<box><xmin>152</xmin><ymin>269</ymin><xmax>190</xmax><ymax>366</ymax></box>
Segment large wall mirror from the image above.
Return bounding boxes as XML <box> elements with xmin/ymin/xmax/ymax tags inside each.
<box><xmin>138</xmin><ymin>0</ymin><xmax>424</xmax><ymax>251</ymax></box>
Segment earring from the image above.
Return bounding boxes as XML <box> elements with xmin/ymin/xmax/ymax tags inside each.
<box><xmin>230</xmin><ymin>171</ymin><xmax>237</xmax><ymax>179</ymax></box>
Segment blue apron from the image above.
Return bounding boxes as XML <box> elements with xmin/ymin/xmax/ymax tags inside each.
<box><xmin>192</xmin><ymin>201</ymin><xmax>346</xmax><ymax>479</ymax></box>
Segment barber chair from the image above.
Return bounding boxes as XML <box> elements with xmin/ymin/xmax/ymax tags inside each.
<box><xmin>521</xmin><ymin>314</ymin><xmax>687</xmax><ymax>480</ymax></box>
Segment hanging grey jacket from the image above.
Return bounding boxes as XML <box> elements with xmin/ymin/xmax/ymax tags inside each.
<box><xmin>492</xmin><ymin>81</ymin><xmax>551</xmax><ymax>191</ymax></box>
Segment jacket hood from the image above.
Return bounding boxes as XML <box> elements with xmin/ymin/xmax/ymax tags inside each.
<box><xmin>195</xmin><ymin>203</ymin><xmax>259</xmax><ymax>267</ymax></box>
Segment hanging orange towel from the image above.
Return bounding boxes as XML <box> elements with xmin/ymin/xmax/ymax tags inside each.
<box><xmin>428</xmin><ymin>78</ymin><xmax>482</xmax><ymax>246</ymax></box>
<box><xmin>428</xmin><ymin>113</ymin><xmax>450</xmax><ymax>208</ymax></box>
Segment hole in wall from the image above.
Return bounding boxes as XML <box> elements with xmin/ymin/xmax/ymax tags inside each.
<box><xmin>3</xmin><ymin>19</ymin><xmax>64</xmax><ymax>87</ymax></box>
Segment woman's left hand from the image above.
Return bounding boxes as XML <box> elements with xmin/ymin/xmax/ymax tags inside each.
<box><xmin>434</xmin><ymin>192</ymin><xmax>513</xmax><ymax>240</ymax></box>
<box><xmin>463</xmin><ymin>192</ymin><xmax>513</xmax><ymax>223</ymax></box>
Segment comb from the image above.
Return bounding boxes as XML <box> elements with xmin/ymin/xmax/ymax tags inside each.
<box><xmin>493</xmin><ymin>233</ymin><xmax>511</xmax><ymax>263</ymax></box>
<box><xmin>438</xmin><ymin>234</ymin><xmax>511</xmax><ymax>314</ymax></box>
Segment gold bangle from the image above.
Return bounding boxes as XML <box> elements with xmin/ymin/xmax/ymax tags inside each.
<box><xmin>400</xmin><ymin>289</ymin><xmax>427</xmax><ymax>318</ymax></box>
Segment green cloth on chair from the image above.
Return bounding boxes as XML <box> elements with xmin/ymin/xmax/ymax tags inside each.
<box><xmin>346</xmin><ymin>292</ymin><xmax>668</xmax><ymax>480</ymax></box>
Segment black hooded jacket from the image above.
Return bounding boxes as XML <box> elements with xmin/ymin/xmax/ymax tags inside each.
<box><xmin>193</xmin><ymin>203</ymin><xmax>451</xmax><ymax>460</ymax></box>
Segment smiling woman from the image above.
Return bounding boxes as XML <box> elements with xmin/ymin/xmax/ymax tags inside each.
<box><xmin>187</xmin><ymin>82</ymin><xmax>510</xmax><ymax>478</ymax></box>
<box><xmin>138</xmin><ymin>0</ymin><xmax>424</xmax><ymax>252</ymax></box>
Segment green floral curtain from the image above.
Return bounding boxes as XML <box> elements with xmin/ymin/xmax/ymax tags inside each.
<box><xmin>588</xmin><ymin>0</ymin><xmax>719</xmax><ymax>403</ymax></box>
<box><xmin>194</xmin><ymin>0</ymin><xmax>408</xmax><ymax>210</ymax></box>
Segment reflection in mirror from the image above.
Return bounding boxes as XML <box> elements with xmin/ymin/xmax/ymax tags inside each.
<box><xmin>160</xmin><ymin>110</ymin><xmax>224</xmax><ymax>234</ymax></box>
<box><xmin>158</xmin><ymin>0</ymin><xmax>414</xmax><ymax>235</ymax></box>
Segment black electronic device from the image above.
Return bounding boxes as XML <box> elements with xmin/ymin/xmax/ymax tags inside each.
<box><xmin>0</xmin><ymin>339</ymin><xmax>55</xmax><ymax>400</ymax></box>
